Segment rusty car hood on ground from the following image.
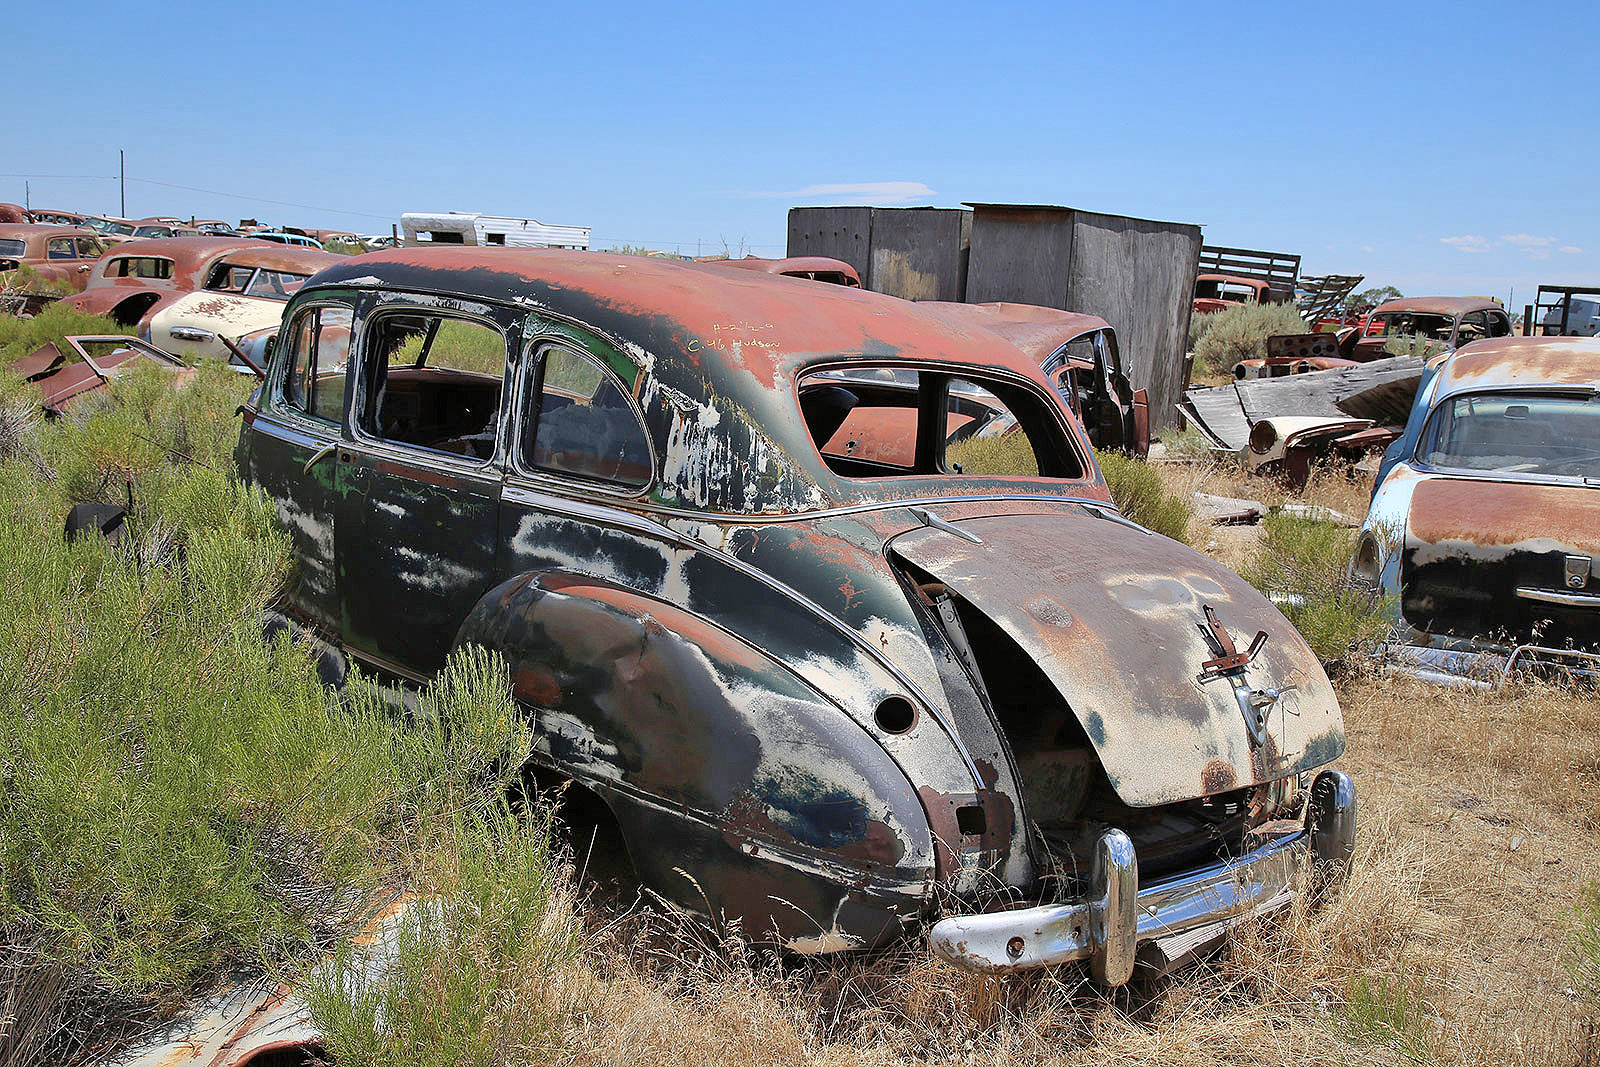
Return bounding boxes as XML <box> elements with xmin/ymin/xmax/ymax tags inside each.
<box><xmin>889</xmin><ymin>508</ymin><xmax>1343</xmax><ymax>807</ymax></box>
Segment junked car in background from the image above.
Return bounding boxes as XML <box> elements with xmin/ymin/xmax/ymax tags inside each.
<box><xmin>1352</xmin><ymin>296</ymin><xmax>1511</xmax><ymax>361</ymax></box>
<box><xmin>707</xmin><ymin>255</ymin><xmax>863</xmax><ymax>287</ymax></box>
<box><xmin>1353</xmin><ymin>335</ymin><xmax>1600</xmax><ymax>684</ymax></box>
<box><xmin>60</xmin><ymin>237</ymin><xmax>341</xmax><ymax>363</ymax></box>
<box><xmin>236</xmin><ymin>249</ymin><xmax>1355</xmax><ymax>982</ymax></box>
<box><xmin>1192</xmin><ymin>273</ymin><xmax>1278</xmax><ymax>315</ymax></box>
<box><xmin>0</xmin><ymin>224</ymin><xmax>108</xmax><ymax>294</ymax></box>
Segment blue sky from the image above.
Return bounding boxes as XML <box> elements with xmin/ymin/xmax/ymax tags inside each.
<box><xmin>7</xmin><ymin>0</ymin><xmax>1592</xmax><ymax>308</ymax></box>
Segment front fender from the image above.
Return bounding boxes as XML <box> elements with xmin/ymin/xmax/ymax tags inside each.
<box><xmin>456</xmin><ymin>571</ymin><xmax>937</xmax><ymax>934</ymax></box>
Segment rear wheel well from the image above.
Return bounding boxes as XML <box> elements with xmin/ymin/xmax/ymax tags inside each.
<box><xmin>516</xmin><ymin>766</ymin><xmax>638</xmax><ymax>886</ymax></box>
<box><xmin>111</xmin><ymin>293</ymin><xmax>160</xmax><ymax>327</ymax></box>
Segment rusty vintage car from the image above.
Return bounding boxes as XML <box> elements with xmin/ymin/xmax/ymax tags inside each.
<box><xmin>1352</xmin><ymin>296</ymin><xmax>1511</xmax><ymax>361</ymax></box>
<box><xmin>1354</xmin><ymin>335</ymin><xmax>1600</xmax><ymax>684</ymax></box>
<box><xmin>1192</xmin><ymin>273</ymin><xmax>1277</xmax><ymax>315</ymax></box>
<box><xmin>236</xmin><ymin>248</ymin><xmax>1355</xmax><ymax>980</ymax></box>
<box><xmin>61</xmin><ymin>237</ymin><xmax>341</xmax><ymax>363</ymax></box>
<box><xmin>0</xmin><ymin>223</ymin><xmax>108</xmax><ymax>294</ymax></box>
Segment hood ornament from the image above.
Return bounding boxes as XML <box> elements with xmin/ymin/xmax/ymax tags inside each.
<box><xmin>1195</xmin><ymin>604</ymin><xmax>1293</xmax><ymax>748</ymax></box>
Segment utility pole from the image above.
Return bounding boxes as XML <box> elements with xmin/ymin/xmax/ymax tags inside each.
<box><xmin>24</xmin><ymin>181</ymin><xmax>28</xmax><ymax>211</ymax></box>
<box><xmin>119</xmin><ymin>150</ymin><xmax>126</xmax><ymax>217</ymax></box>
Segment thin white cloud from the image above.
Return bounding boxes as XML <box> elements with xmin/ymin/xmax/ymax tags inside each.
<box><xmin>1361</xmin><ymin>245</ymin><xmax>1376</xmax><ymax>253</ymax></box>
<box><xmin>738</xmin><ymin>181</ymin><xmax>936</xmax><ymax>206</ymax></box>
<box><xmin>1561</xmin><ymin>245</ymin><xmax>1584</xmax><ymax>254</ymax></box>
<box><xmin>1500</xmin><ymin>233</ymin><xmax>1558</xmax><ymax>247</ymax></box>
<box><xmin>1440</xmin><ymin>234</ymin><xmax>1490</xmax><ymax>253</ymax></box>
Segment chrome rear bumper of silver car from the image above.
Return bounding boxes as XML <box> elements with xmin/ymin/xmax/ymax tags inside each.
<box><xmin>929</xmin><ymin>769</ymin><xmax>1356</xmax><ymax>981</ymax></box>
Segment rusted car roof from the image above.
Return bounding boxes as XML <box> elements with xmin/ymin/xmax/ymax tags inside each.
<box><xmin>304</xmin><ymin>248</ymin><xmax>1098</xmax><ymax>514</ymax></box>
<box><xmin>88</xmin><ymin>236</ymin><xmax>341</xmax><ymax>288</ymax></box>
<box><xmin>1431</xmin><ymin>334</ymin><xmax>1600</xmax><ymax>398</ymax></box>
<box><xmin>0</xmin><ymin>222</ymin><xmax>96</xmax><ymax>250</ymax></box>
<box><xmin>1370</xmin><ymin>295</ymin><xmax>1502</xmax><ymax>318</ymax></box>
<box><xmin>914</xmin><ymin>301</ymin><xmax>1111</xmax><ymax>364</ymax></box>
<box><xmin>708</xmin><ymin>255</ymin><xmax>862</xmax><ymax>286</ymax></box>
<box><xmin>1196</xmin><ymin>273</ymin><xmax>1269</xmax><ymax>288</ymax></box>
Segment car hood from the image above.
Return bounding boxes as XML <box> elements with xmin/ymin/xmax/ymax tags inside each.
<box><xmin>889</xmin><ymin>509</ymin><xmax>1344</xmax><ymax>807</ymax></box>
<box><xmin>150</xmin><ymin>291</ymin><xmax>283</xmax><ymax>340</ymax></box>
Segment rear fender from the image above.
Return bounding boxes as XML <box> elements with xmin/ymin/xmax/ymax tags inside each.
<box><xmin>456</xmin><ymin>572</ymin><xmax>937</xmax><ymax>893</ymax></box>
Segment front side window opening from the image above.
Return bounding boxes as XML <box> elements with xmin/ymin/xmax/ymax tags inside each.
<box><xmin>800</xmin><ymin>366</ymin><xmax>1081</xmax><ymax>480</ymax></box>
<box><xmin>524</xmin><ymin>346</ymin><xmax>652</xmax><ymax>488</ymax></box>
<box><xmin>363</xmin><ymin>312</ymin><xmax>506</xmax><ymax>461</ymax></box>
<box><xmin>278</xmin><ymin>305</ymin><xmax>353</xmax><ymax>425</ymax></box>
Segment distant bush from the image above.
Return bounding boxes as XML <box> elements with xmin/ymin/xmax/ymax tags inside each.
<box><xmin>945</xmin><ymin>431</ymin><xmax>1037</xmax><ymax>477</ymax></box>
<box><xmin>1239</xmin><ymin>512</ymin><xmax>1392</xmax><ymax>662</ymax></box>
<box><xmin>1192</xmin><ymin>302</ymin><xmax>1311</xmax><ymax>378</ymax></box>
<box><xmin>1188</xmin><ymin>309</ymin><xmax>1218</xmax><ymax>354</ymax></box>
<box><xmin>1095</xmin><ymin>448</ymin><xmax>1190</xmax><ymax>543</ymax></box>
<box><xmin>1383</xmin><ymin>333</ymin><xmax>1450</xmax><ymax>360</ymax></box>
<box><xmin>0</xmin><ymin>302</ymin><xmax>133</xmax><ymax>369</ymax></box>
<box><xmin>323</xmin><ymin>240</ymin><xmax>367</xmax><ymax>256</ymax></box>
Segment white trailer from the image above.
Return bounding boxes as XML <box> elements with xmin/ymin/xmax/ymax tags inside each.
<box><xmin>400</xmin><ymin>212</ymin><xmax>590</xmax><ymax>250</ymax></box>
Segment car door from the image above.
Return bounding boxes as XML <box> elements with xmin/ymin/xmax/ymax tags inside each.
<box><xmin>334</xmin><ymin>294</ymin><xmax>517</xmax><ymax>678</ymax></box>
<box><xmin>236</xmin><ymin>295</ymin><xmax>355</xmax><ymax>633</ymax></box>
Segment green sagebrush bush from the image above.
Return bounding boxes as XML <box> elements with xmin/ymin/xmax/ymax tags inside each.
<box><xmin>1239</xmin><ymin>512</ymin><xmax>1393</xmax><ymax>663</ymax></box>
<box><xmin>1094</xmin><ymin>448</ymin><xmax>1191</xmax><ymax>544</ymax></box>
<box><xmin>0</xmin><ymin>302</ymin><xmax>133</xmax><ymax>370</ymax></box>
<box><xmin>1191</xmin><ymin>302</ymin><xmax>1312</xmax><ymax>378</ymax></box>
<box><xmin>0</xmin><ymin>361</ymin><xmax>541</xmax><ymax>1066</ymax></box>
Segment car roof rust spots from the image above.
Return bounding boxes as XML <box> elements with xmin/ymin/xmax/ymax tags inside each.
<box><xmin>90</xmin><ymin>237</ymin><xmax>343</xmax><ymax>287</ymax></box>
<box><xmin>306</xmin><ymin>248</ymin><xmax>1051</xmax><ymax>387</ymax></box>
<box><xmin>914</xmin><ymin>301</ymin><xmax>1112</xmax><ymax>365</ymax></box>
<box><xmin>1371</xmin><ymin>295</ymin><xmax>1502</xmax><ymax>318</ymax></box>
<box><xmin>1434</xmin><ymin>335</ymin><xmax>1600</xmax><ymax>397</ymax></box>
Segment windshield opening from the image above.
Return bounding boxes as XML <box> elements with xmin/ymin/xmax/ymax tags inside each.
<box><xmin>1421</xmin><ymin>392</ymin><xmax>1600</xmax><ymax>479</ymax></box>
<box><xmin>1373</xmin><ymin>311</ymin><xmax>1455</xmax><ymax>341</ymax></box>
<box><xmin>798</xmin><ymin>366</ymin><xmax>1083</xmax><ymax>481</ymax></box>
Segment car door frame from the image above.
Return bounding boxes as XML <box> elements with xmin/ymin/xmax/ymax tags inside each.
<box><xmin>334</xmin><ymin>290</ymin><xmax>520</xmax><ymax>679</ymax></box>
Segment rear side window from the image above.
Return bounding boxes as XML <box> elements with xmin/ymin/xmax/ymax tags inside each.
<box><xmin>48</xmin><ymin>238</ymin><xmax>77</xmax><ymax>259</ymax></box>
<box><xmin>524</xmin><ymin>346</ymin><xmax>652</xmax><ymax>488</ymax></box>
<box><xmin>798</xmin><ymin>367</ymin><xmax>1082</xmax><ymax>480</ymax></box>
<box><xmin>109</xmin><ymin>257</ymin><xmax>174</xmax><ymax>279</ymax></box>
<box><xmin>278</xmin><ymin>304</ymin><xmax>354</xmax><ymax>426</ymax></box>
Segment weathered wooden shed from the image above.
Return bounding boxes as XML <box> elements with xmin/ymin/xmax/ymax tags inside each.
<box><xmin>788</xmin><ymin>204</ymin><xmax>1203</xmax><ymax>429</ymax></box>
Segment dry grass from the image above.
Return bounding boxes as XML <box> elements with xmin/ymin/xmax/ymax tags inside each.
<box><xmin>534</xmin><ymin>667</ymin><xmax>1599</xmax><ymax>1067</ymax></box>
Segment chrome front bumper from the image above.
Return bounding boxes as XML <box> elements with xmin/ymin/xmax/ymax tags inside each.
<box><xmin>929</xmin><ymin>769</ymin><xmax>1356</xmax><ymax>981</ymax></box>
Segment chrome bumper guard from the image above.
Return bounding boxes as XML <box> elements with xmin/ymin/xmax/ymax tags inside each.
<box><xmin>930</xmin><ymin>769</ymin><xmax>1356</xmax><ymax>981</ymax></box>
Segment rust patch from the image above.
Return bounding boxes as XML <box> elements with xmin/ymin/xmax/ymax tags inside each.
<box><xmin>1407</xmin><ymin>479</ymin><xmax>1600</xmax><ymax>554</ymax></box>
<box><xmin>1201</xmin><ymin>759</ymin><xmax>1237</xmax><ymax>795</ymax></box>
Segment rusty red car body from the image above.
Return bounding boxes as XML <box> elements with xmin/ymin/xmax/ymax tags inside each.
<box><xmin>0</xmin><ymin>223</ymin><xmax>108</xmax><ymax>294</ymax></box>
<box><xmin>1355</xmin><ymin>335</ymin><xmax>1600</xmax><ymax>684</ymax></box>
<box><xmin>1192</xmin><ymin>273</ymin><xmax>1273</xmax><ymax>315</ymax></box>
<box><xmin>235</xmin><ymin>248</ymin><xmax>1354</xmax><ymax>981</ymax></box>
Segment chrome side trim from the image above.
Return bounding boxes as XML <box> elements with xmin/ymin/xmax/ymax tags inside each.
<box><xmin>1515</xmin><ymin>586</ymin><xmax>1600</xmax><ymax>607</ymax></box>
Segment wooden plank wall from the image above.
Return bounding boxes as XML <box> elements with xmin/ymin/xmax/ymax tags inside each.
<box><xmin>790</xmin><ymin>204</ymin><xmax>1203</xmax><ymax>430</ymax></box>
<box><xmin>786</xmin><ymin>207</ymin><xmax>872</xmax><ymax>286</ymax></box>
<box><xmin>965</xmin><ymin>207</ymin><xmax>1074</xmax><ymax>308</ymax></box>
<box><xmin>868</xmin><ymin>208</ymin><xmax>969</xmax><ymax>302</ymax></box>
<box><xmin>1068</xmin><ymin>211</ymin><xmax>1203</xmax><ymax>431</ymax></box>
